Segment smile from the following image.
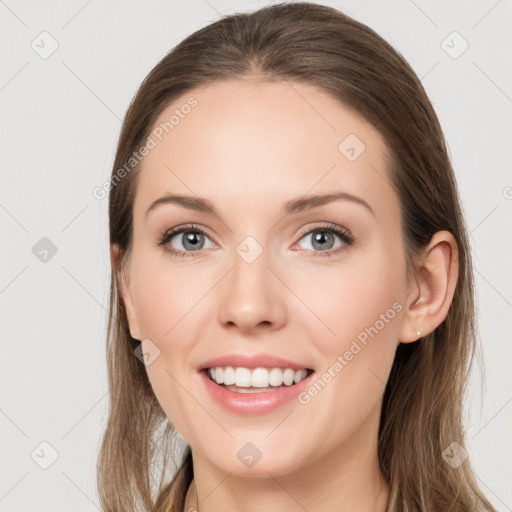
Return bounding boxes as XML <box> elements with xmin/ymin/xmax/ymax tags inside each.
<box><xmin>200</xmin><ymin>367</ymin><xmax>315</xmax><ymax>415</ymax></box>
<box><xmin>207</xmin><ymin>366</ymin><xmax>312</xmax><ymax>392</ymax></box>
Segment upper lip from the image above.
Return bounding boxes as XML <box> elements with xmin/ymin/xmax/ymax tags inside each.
<box><xmin>198</xmin><ymin>353</ymin><xmax>314</xmax><ymax>372</ymax></box>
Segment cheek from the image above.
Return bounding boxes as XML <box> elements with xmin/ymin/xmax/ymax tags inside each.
<box><xmin>290</xmin><ymin>241</ymin><xmax>405</xmax><ymax>349</ymax></box>
<box><xmin>290</xmin><ymin>247</ymin><xmax>405</xmax><ymax>444</ymax></box>
<box><xmin>130</xmin><ymin>246</ymin><xmax>211</xmax><ymax>339</ymax></box>
<box><xmin>128</xmin><ymin>249</ymin><xmax>219</xmax><ymax>435</ymax></box>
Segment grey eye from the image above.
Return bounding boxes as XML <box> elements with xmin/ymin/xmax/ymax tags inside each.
<box><xmin>298</xmin><ymin>230</ymin><xmax>342</xmax><ymax>252</ymax></box>
<box><xmin>170</xmin><ymin>231</ymin><xmax>214</xmax><ymax>252</ymax></box>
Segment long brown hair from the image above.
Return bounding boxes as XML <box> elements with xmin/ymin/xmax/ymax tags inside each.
<box><xmin>98</xmin><ymin>2</ymin><xmax>496</xmax><ymax>511</ymax></box>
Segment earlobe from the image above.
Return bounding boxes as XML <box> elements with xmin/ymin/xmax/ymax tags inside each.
<box><xmin>398</xmin><ymin>231</ymin><xmax>459</xmax><ymax>343</ymax></box>
<box><xmin>111</xmin><ymin>244</ymin><xmax>141</xmax><ymax>340</ymax></box>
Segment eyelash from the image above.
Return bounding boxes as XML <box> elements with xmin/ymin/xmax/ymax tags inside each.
<box><xmin>157</xmin><ymin>222</ymin><xmax>354</xmax><ymax>259</ymax></box>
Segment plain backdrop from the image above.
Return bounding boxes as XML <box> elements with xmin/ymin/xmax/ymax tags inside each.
<box><xmin>1</xmin><ymin>1</ymin><xmax>511</xmax><ymax>510</ymax></box>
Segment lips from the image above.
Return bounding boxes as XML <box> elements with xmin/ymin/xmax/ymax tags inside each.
<box><xmin>198</xmin><ymin>353</ymin><xmax>314</xmax><ymax>372</ymax></box>
<box><xmin>199</xmin><ymin>366</ymin><xmax>315</xmax><ymax>415</ymax></box>
<box><xmin>197</xmin><ymin>353</ymin><xmax>315</xmax><ymax>415</ymax></box>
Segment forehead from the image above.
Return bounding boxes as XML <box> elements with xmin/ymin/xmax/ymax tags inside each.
<box><xmin>134</xmin><ymin>79</ymin><xmax>396</xmax><ymax>220</ymax></box>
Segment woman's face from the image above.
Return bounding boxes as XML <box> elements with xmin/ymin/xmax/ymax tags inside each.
<box><xmin>119</xmin><ymin>79</ymin><xmax>412</xmax><ymax>478</ymax></box>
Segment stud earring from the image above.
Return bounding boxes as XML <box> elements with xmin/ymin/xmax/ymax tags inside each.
<box><xmin>416</xmin><ymin>330</ymin><xmax>421</xmax><ymax>337</ymax></box>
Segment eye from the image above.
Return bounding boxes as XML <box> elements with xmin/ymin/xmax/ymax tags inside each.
<box><xmin>158</xmin><ymin>224</ymin><xmax>216</xmax><ymax>257</ymax></box>
<box><xmin>293</xmin><ymin>223</ymin><xmax>354</xmax><ymax>257</ymax></box>
<box><xmin>158</xmin><ymin>222</ymin><xmax>354</xmax><ymax>259</ymax></box>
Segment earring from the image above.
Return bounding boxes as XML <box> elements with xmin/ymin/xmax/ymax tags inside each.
<box><xmin>416</xmin><ymin>330</ymin><xmax>421</xmax><ymax>337</ymax></box>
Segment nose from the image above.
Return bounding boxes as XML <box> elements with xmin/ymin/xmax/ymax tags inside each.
<box><xmin>216</xmin><ymin>245</ymin><xmax>287</xmax><ymax>334</ymax></box>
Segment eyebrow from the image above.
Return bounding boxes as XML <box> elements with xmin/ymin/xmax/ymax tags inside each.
<box><xmin>145</xmin><ymin>191</ymin><xmax>374</xmax><ymax>218</ymax></box>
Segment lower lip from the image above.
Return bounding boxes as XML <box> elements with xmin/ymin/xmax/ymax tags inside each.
<box><xmin>199</xmin><ymin>370</ymin><xmax>314</xmax><ymax>416</ymax></box>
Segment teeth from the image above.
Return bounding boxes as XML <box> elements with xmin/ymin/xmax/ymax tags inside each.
<box><xmin>235</xmin><ymin>367</ymin><xmax>252</xmax><ymax>387</ymax></box>
<box><xmin>251</xmin><ymin>368</ymin><xmax>269</xmax><ymax>387</ymax></box>
<box><xmin>207</xmin><ymin>366</ymin><xmax>309</xmax><ymax>387</ymax></box>
<box><xmin>214</xmin><ymin>367</ymin><xmax>224</xmax><ymax>384</ymax></box>
<box><xmin>223</xmin><ymin>366</ymin><xmax>235</xmax><ymax>385</ymax></box>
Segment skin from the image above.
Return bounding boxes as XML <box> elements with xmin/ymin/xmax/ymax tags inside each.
<box><xmin>113</xmin><ymin>79</ymin><xmax>458</xmax><ymax>512</ymax></box>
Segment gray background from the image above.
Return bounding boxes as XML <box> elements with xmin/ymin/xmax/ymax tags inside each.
<box><xmin>1</xmin><ymin>0</ymin><xmax>511</xmax><ymax>510</ymax></box>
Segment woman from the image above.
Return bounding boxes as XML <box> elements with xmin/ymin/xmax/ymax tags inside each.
<box><xmin>97</xmin><ymin>2</ymin><xmax>497</xmax><ymax>511</ymax></box>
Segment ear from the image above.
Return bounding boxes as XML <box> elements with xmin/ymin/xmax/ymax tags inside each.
<box><xmin>398</xmin><ymin>231</ymin><xmax>459</xmax><ymax>343</ymax></box>
<box><xmin>111</xmin><ymin>244</ymin><xmax>142</xmax><ymax>340</ymax></box>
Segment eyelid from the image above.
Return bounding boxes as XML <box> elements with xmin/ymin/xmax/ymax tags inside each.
<box><xmin>294</xmin><ymin>222</ymin><xmax>353</xmax><ymax>242</ymax></box>
<box><xmin>162</xmin><ymin>223</ymin><xmax>214</xmax><ymax>240</ymax></box>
